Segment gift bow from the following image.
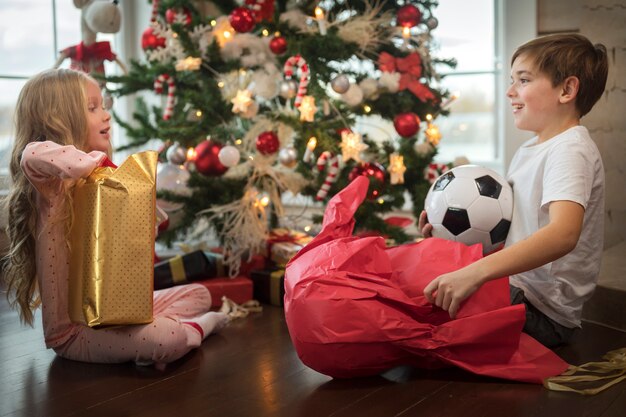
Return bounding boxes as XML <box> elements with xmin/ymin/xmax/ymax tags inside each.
<box><xmin>378</xmin><ymin>52</ymin><xmax>434</xmax><ymax>102</ymax></box>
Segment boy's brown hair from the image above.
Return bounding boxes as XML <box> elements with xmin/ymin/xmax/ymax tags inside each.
<box><xmin>512</xmin><ymin>33</ymin><xmax>608</xmax><ymax>117</ymax></box>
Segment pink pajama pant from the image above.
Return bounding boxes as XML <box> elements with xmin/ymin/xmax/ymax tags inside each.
<box><xmin>54</xmin><ymin>284</ymin><xmax>213</xmax><ymax>364</ymax></box>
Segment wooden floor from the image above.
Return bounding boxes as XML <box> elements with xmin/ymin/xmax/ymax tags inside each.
<box><xmin>2</xmin><ymin>294</ymin><xmax>626</xmax><ymax>417</ymax></box>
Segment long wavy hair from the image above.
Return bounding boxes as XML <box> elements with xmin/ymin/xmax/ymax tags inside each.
<box><xmin>2</xmin><ymin>68</ymin><xmax>92</xmax><ymax>326</ymax></box>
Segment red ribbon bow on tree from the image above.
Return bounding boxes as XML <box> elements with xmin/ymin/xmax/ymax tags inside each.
<box><xmin>378</xmin><ymin>51</ymin><xmax>434</xmax><ymax>102</ymax></box>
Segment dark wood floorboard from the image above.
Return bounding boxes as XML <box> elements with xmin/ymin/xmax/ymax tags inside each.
<box><xmin>1</xmin><ymin>288</ymin><xmax>625</xmax><ymax>417</ymax></box>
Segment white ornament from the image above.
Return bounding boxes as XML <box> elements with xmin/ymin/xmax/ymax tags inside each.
<box><xmin>156</xmin><ymin>162</ymin><xmax>191</xmax><ymax>211</ymax></box>
<box><xmin>359</xmin><ymin>78</ymin><xmax>379</xmax><ymax>99</ymax></box>
<box><xmin>379</xmin><ymin>72</ymin><xmax>401</xmax><ymax>93</ymax></box>
<box><xmin>341</xmin><ymin>84</ymin><xmax>364</xmax><ymax>107</ymax></box>
<box><xmin>218</xmin><ymin>145</ymin><xmax>241</xmax><ymax>167</ymax></box>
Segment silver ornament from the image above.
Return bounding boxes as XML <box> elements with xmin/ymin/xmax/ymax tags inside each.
<box><xmin>426</xmin><ymin>17</ymin><xmax>438</xmax><ymax>30</ymax></box>
<box><xmin>166</xmin><ymin>142</ymin><xmax>188</xmax><ymax>165</ymax></box>
<box><xmin>279</xmin><ymin>80</ymin><xmax>298</xmax><ymax>99</ymax></box>
<box><xmin>331</xmin><ymin>74</ymin><xmax>350</xmax><ymax>94</ymax></box>
<box><xmin>103</xmin><ymin>90</ymin><xmax>114</xmax><ymax>110</ymax></box>
<box><xmin>278</xmin><ymin>145</ymin><xmax>298</xmax><ymax>168</ymax></box>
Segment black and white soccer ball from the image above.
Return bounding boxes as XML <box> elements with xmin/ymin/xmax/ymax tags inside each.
<box><xmin>424</xmin><ymin>165</ymin><xmax>513</xmax><ymax>254</ymax></box>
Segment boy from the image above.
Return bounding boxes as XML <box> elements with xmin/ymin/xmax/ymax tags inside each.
<box><xmin>419</xmin><ymin>33</ymin><xmax>609</xmax><ymax>347</ymax></box>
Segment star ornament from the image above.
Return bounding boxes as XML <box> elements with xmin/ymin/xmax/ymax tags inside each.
<box><xmin>340</xmin><ymin>130</ymin><xmax>368</xmax><ymax>163</ymax></box>
<box><xmin>175</xmin><ymin>56</ymin><xmax>202</xmax><ymax>71</ymax></box>
<box><xmin>298</xmin><ymin>95</ymin><xmax>317</xmax><ymax>122</ymax></box>
<box><xmin>389</xmin><ymin>152</ymin><xmax>407</xmax><ymax>184</ymax></box>
<box><xmin>231</xmin><ymin>89</ymin><xmax>253</xmax><ymax>113</ymax></box>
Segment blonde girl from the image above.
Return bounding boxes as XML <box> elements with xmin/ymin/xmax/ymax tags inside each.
<box><xmin>2</xmin><ymin>68</ymin><xmax>227</xmax><ymax>365</ymax></box>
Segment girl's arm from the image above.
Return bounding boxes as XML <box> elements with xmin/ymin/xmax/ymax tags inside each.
<box><xmin>20</xmin><ymin>141</ymin><xmax>107</xmax><ymax>187</ymax></box>
<box><xmin>423</xmin><ymin>200</ymin><xmax>584</xmax><ymax>319</ymax></box>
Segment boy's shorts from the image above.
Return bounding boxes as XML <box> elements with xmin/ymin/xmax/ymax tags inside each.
<box><xmin>510</xmin><ymin>285</ymin><xmax>575</xmax><ymax>348</ymax></box>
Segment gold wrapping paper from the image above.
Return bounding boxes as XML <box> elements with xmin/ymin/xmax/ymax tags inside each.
<box><xmin>68</xmin><ymin>151</ymin><xmax>158</xmax><ymax>327</ymax></box>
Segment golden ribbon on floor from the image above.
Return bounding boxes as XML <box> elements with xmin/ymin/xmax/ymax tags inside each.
<box><xmin>543</xmin><ymin>348</ymin><xmax>626</xmax><ymax>395</ymax></box>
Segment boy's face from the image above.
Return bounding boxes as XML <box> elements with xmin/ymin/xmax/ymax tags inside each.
<box><xmin>85</xmin><ymin>79</ymin><xmax>111</xmax><ymax>153</ymax></box>
<box><xmin>507</xmin><ymin>54</ymin><xmax>566</xmax><ymax>142</ymax></box>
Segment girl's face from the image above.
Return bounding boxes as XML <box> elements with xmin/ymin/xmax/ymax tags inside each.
<box><xmin>85</xmin><ymin>80</ymin><xmax>111</xmax><ymax>153</ymax></box>
<box><xmin>506</xmin><ymin>54</ymin><xmax>565</xmax><ymax>142</ymax></box>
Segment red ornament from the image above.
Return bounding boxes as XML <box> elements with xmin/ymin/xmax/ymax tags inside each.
<box><xmin>245</xmin><ymin>0</ymin><xmax>276</xmax><ymax>22</ymax></box>
<box><xmin>393</xmin><ymin>112</ymin><xmax>421</xmax><ymax>137</ymax></box>
<box><xmin>269</xmin><ymin>36</ymin><xmax>287</xmax><ymax>55</ymax></box>
<box><xmin>256</xmin><ymin>131</ymin><xmax>280</xmax><ymax>155</ymax></box>
<box><xmin>165</xmin><ymin>8</ymin><xmax>192</xmax><ymax>26</ymax></box>
<box><xmin>336</xmin><ymin>127</ymin><xmax>352</xmax><ymax>137</ymax></box>
<box><xmin>348</xmin><ymin>162</ymin><xmax>387</xmax><ymax>200</ymax></box>
<box><xmin>194</xmin><ymin>140</ymin><xmax>228</xmax><ymax>176</ymax></box>
<box><xmin>229</xmin><ymin>7</ymin><xmax>256</xmax><ymax>33</ymax></box>
<box><xmin>157</xmin><ymin>217</ymin><xmax>170</xmax><ymax>233</ymax></box>
<box><xmin>397</xmin><ymin>5</ymin><xmax>422</xmax><ymax>28</ymax></box>
<box><xmin>141</xmin><ymin>27</ymin><xmax>166</xmax><ymax>51</ymax></box>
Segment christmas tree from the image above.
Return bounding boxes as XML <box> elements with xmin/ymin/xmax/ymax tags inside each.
<box><xmin>108</xmin><ymin>0</ymin><xmax>456</xmax><ymax>274</ymax></box>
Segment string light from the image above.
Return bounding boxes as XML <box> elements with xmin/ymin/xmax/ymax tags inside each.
<box><xmin>262</xmin><ymin>29</ymin><xmax>269</xmax><ymax>36</ymax></box>
<box><xmin>303</xmin><ymin>137</ymin><xmax>317</xmax><ymax>162</ymax></box>
<box><xmin>314</xmin><ymin>7</ymin><xmax>327</xmax><ymax>35</ymax></box>
<box><xmin>363</xmin><ymin>105</ymin><xmax>371</xmax><ymax>113</ymax></box>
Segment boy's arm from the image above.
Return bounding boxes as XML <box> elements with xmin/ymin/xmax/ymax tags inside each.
<box><xmin>423</xmin><ymin>200</ymin><xmax>584</xmax><ymax>319</ymax></box>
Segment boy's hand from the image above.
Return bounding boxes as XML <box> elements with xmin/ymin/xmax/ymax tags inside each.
<box><xmin>418</xmin><ymin>210</ymin><xmax>433</xmax><ymax>238</ymax></box>
<box><xmin>423</xmin><ymin>268</ymin><xmax>482</xmax><ymax>319</ymax></box>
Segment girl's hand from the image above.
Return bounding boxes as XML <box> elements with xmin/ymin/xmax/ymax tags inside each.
<box><xmin>423</xmin><ymin>268</ymin><xmax>482</xmax><ymax>319</ymax></box>
<box><xmin>418</xmin><ymin>210</ymin><xmax>433</xmax><ymax>238</ymax></box>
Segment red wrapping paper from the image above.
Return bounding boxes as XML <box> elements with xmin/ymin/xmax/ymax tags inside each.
<box><xmin>195</xmin><ymin>277</ymin><xmax>253</xmax><ymax>309</ymax></box>
<box><xmin>284</xmin><ymin>176</ymin><xmax>568</xmax><ymax>383</ymax></box>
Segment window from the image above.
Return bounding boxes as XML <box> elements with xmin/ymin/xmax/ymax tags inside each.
<box><xmin>0</xmin><ymin>1</ymin><xmax>117</xmax><ymax>180</ymax></box>
<box><xmin>432</xmin><ymin>0</ymin><xmax>499</xmax><ymax>169</ymax></box>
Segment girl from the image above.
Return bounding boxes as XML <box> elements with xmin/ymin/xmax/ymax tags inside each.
<box><xmin>2</xmin><ymin>68</ymin><xmax>228</xmax><ymax>365</ymax></box>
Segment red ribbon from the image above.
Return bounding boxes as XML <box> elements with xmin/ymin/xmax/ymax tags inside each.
<box><xmin>62</xmin><ymin>41</ymin><xmax>116</xmax><ymax>75</ymax></box>
<box><xmin>378</xmin><ymin>52</ymin><xmax>434</xmax><ymax>102</ymax></box>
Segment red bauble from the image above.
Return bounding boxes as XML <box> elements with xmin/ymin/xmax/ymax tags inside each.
<box><xmin>141</xmin><ymin>27</ymin><xmax>166</xmax><ymax>50</ymax></box>
<box><xmin>348</xmin><ymin>162</ymin><xmax>387</xmax><ymax>200</ymax></box>
<box><xmin>393</xmin><ymin>112</ymin><xmax>421</xmax><ymax>137</ymax></box>
<box><xmin>165</xmin><ymin>8</ymin><xmax>192</xmax><ymax>26</ymax></box>
<box><xmin>157</xmin><ymin>217</ymin><xmax>170</xmax><ymax>233</ymax></box>
<box><xmin>194</xmin><ymin>140</ymin><xmax>228</xmax><ymax>176</ymax></box>
<box><xmin>256</xmin><ymin>131</ymin><xmax>280</xmax><ymax>155</ymax></box>
<box><xmin>269</xmin><ymin>36</ymin><xmax>287</xmax><ymax>55</ymax></box>
<box><xmin>397</xmin><ymin>5</ymin><xmax>422</xmax><ymax>28</ymax></box>
<box><xmin>229</xmin><ymin>7</ymin><xmax>256</xmax><ymax>33</ymax></box>
<box><xmin>336</xmin><ymin>127</ymin><xmax>352</xmax><ymax>137</ymax></box>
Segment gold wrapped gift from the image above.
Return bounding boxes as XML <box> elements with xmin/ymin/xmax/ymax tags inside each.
<box><xmin>68</xmin><ymin>151</ymin><xmax>158</xmax><ymax>327</ymax></box>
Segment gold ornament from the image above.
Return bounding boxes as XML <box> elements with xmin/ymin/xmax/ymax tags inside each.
<box><xmin>231</xmin><ymin>89</ymin><xmax>253</xmax><ymax>114</ymax></box>
<box><xmin>298</xmin><ymin>95</ymin><xmax>317</xmax><ymax>122</ymax></box>
<box><xmin>340</xmin><ymin>130</ymin><xmax>368</xmax><ymax>163</ymax></box>
<box><xmin>175</xmin><ymin>56</ymin><xmax>202</xmax><ymax>71</ymax></box>
<box><xmin>389</xmin><ymin>152</ymin><xmax>407</xmax><ymax>185</ymax></box>
<box><xmin>425</xmin><ymin>123</ymin><xmax>442</xmax><ymax>146</ymax></box>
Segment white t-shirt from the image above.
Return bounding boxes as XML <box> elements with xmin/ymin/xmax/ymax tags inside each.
<box><xmin>505</xmin><ymin>125</ymin><xmax>605</xmax><ymax>328</ymax></box>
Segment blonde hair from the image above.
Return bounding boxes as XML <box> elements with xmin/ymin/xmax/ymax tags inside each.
<box><xmin>2</xmin><ymin>68</ymin><xmax>93</xmax><ymax>326</ymax></box>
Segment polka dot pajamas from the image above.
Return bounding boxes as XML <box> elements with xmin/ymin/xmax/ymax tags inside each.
<box><xmin>21</xmin><ymin>142</ymin><xmax>224</xmax><ymax>364</ymax></box>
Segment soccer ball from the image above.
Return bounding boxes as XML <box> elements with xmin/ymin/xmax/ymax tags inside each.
<box><xmin>424</xmin><ymin>165</ymin><xmax>513</xmax><ymax>254</ymax></box>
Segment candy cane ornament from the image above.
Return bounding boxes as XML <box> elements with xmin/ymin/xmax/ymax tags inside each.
<box><xmin>151</xmin><ymin>0</ymin><xmax>160</xmax><ymax>22</ymax></box>
<box><xmin>315</xmin><ymin>151</ymin><xmax>340</xmax><ymax>201</ymax></box>
<box><xmin>425</xmin><ymin>162</ymin><xmax>449</xmax><ymax>184</ymax></box>
<box><xmin>283</xmin><ymin>55</ymin><xmax>309</xmax><ymax>107</ymax></box>
<box><xmin>154</xmin><ymin>74</ymin><xmax>176</xmax><ymax>120</ymax></box>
